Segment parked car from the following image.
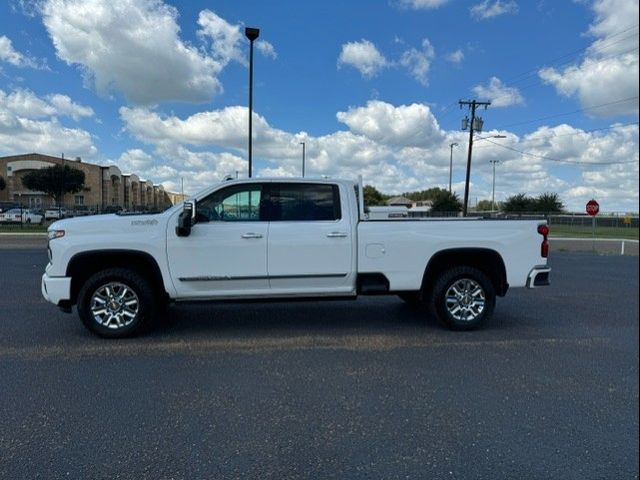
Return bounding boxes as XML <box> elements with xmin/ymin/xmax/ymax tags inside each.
<box><xmin>0</xmin><ymin>202</ymin><xmax>20</xmax><ymax>214</ymax></box>
<box><xmin>0</xmin><ymin>208</ymin><xmax>44</xmax><ymax>224</ymax></box>
<box><xmin>45</xmin><ymin>208</ymin><xmax>69</xmax><ymax>220</ymax></box>
<box><xmin>71</xmin><ymin>205</ymin><xmax>97</xmax><ymax>217</ymax></box>
<box><xmin>42</xmin><ymin>178</ymin><xmax>551</xmax><ymax>338</ymax></box>
<box><xmin>102</xmin><ymin>205</ymin><xmax>123</xmax><ymax>214</ymax></box>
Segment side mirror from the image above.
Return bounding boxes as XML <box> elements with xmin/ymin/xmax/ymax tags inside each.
<box><xmin>176</xmin><ymin>201</ymin><xmax>196</xmax><ymax>237</ymax></box>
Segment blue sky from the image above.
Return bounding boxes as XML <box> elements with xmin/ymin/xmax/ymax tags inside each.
<box><xmin>0</xmin><ymin>0</ymin><xmax>638</xmax><ymax>211</ymax></box>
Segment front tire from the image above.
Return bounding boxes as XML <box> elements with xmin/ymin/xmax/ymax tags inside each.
<box><xmin>431</xmin><ymin>266</ymin><xmax>495</xmax><ymax>331</ymax></box>
<box><xmin>77</xmin><ymin>268</ymin><xmax>156</xmax><ymax>338</ymax></box>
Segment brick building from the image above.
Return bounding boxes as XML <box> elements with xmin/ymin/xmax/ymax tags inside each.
<box><xmin>0</xmin><ymin>153</ymin><xmax>176</xmax><ymax>211</ymax></box>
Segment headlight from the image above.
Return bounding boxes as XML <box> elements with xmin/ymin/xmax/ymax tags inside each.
<box><xmin>48</xmin><ymin>230</ymin><xmax>65</xmax><ymax>240</ymax></box>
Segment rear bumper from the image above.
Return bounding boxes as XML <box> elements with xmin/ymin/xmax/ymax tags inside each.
<box><xmin>41</xmin><ymin>273</ymin><xmax>72</xmax><ymax>306</ymax></box>
<box><xmin>526</xmin><ymin>265</ymin><xmax>551</xmax><ymax>288</ymax></box>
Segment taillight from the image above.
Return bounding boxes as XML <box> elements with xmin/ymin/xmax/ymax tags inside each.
<box><xmin>538</xmin><ymin>224</ymin><xmax>549</xmax><ymax>258</ymax></box>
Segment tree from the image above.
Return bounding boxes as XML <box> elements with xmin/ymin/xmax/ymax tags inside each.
<box><xmin>535</xmin><ymin>192</ymin><xmax>564</xmax><ymax>213</ymax></box>
<box><xmin>502</xmin><ymin>193</ymin><xmax>535</xmax><ymax>213</ymax></box>
<box><xmin>22</xmin><ymin>165</ymin><xmax>85</xmax><ymax>206</ymax></box>
<box><xmin>430</xmin><ymin>190</ymin><xmax>463</xmax><ymax>213</ymax></box>
<box><xmin>403</xmin><ymin>187</ymin><xmax>446</xmax><ymax>202</ymax></box>
<box><xmin>475</xmin><ymin>199</ymin><xmax>495</xmax><ymax>211</ymax></box>
<box><xmin>0</xmin><ymin>175</ymin><xmax>5</xmax><ymax>191</ymax></box>
<box><xmin>363</xmin><ymin>185</ymin><xmax>387</xmax><ymax>206</ymax></box>
<box><xmin>502</xmin><ymin>192</ymin><xmax>564</xmax><ymax>213</ymax></box>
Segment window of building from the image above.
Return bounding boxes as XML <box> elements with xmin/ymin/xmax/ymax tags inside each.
<box><xmin>197</xmin><ymin>184</ymin><xmax>263</xmax><ymax>222</ymax></box>
<box><xmin>267</xmin><ymin>183</ymin><xmax>341</xmax><ymax>221</ymax></box>
<box><xmin>75</xmin><ymin>195</ymin><xmax>84</xmax><ymax>206</ymax></box>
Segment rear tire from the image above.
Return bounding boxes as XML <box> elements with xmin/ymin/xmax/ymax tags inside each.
<box><xmin>431</xmin><ymin>266</ymin><xmax>495</xmax><ymax>331</ymax></box>
<box><xmin>77</xmin><ymin>268</ymin><xmax>156</xmax><ymax>338</ymax></box>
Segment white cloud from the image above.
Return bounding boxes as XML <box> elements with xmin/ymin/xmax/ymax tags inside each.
<box><xmin>118</xmin><ymin>99</ymin><xmax>638</xmax><ymax>210</ymax></box>
<box><xmin>256</xmin><ymin>40</ymin><xmax>277</xmax><ymax>59</ymax></box>
<box><xmin>41</xmin><ymin>0</ymin><xmax>223</xmax><ymax>104</ymax></box>
<box><xmin>114</xmin><ymin>146</ymin><xmax>249</xmax><ymax>194</ymax></box>
<box><xmin>46</xmin><ymin>94</ymin><xmax>94</xmax><ymax>120</ymax></box>
<box><xmin>0</xmin><ymin>88</ymin><xmax>97</xmax><ymax>158</ymax></box>
<box><xmin>446</xmin><ymin>49</ymin><xmax>464</xmax><ymax>63</ymax></box>
<box><xmin>470</xmin><ymin>0</ymin><xmax>519</xmax><ymax>20</ymax></box>
<box><xmin>119</xmin><ymin>105</ymin><xmax>251</xmax><ymax>151</ymax></box>
<box><xmin>395</xmin><ymin>0</ymin><xmax>450</xmax><ymax>9</ymax></box>
<box><xmin>0</xmin><ymin>88</ymin><xmax>94</xmax><ymax>121</ymax></box>
<box><xmin>337</xmin><ymin>40</ymin><xmax>389</xmax><ymax>78</ymax></box>
<box><xmin>538</xmin><ymin>0</ymin><xmax>639</xmax><ymax>117</ymax></box>
<box><xmin>400</xmin><ymin>39</ymin><xmax>435</xmax><ymax>86</ymax></box>
<box><xmin>0</xmin><ymin>35</ymin><xmax>42</xmax><ymax>69</ymax></box>
<box><xmin>472</xmin><ymin>77</ymin><xmax>524</xmax><ymax>107</ymax></box>
<box><xmin>197</xmin><ymin>9</ymin><xmax>245</xmax><ymax>67</ymax></box>
<box><xmin>1</xmin><ymin>88</ymin><xmax>55</xmax><ymax>118</ymax></box>
<box><xmin>336</xmin><ymin>100</ymin><xmax>443</xmax><ymax>147</ymax></box>
<box><xmin>116</xmin><ymin>148</ymin><xmax>155</xmax><ymax>173</ymax></box>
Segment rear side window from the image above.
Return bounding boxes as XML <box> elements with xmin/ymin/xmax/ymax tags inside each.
<box><xmin>267</xmin><ymin>183</ymin><xmax>341</xmax><ymax>221</ymax></box>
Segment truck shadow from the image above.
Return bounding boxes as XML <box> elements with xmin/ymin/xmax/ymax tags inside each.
<box><xmin>148</xmin><ymin>297</ymin><xmax>449</xmax><ymax>339</ymax></box>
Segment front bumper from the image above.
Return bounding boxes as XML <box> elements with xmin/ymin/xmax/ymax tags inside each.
<box><xmin>526</xmin><ymin>265</ymin><xmax>551</xmax><ymax>288</ymax></box>
<box><xmin>41</xmin><ymin>273</ymin><xmax>72</xmax><ymax>306</ymax></box>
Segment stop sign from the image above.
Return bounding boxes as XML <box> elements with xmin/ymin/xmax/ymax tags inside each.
<box><xmin>586</xmin><ymin>199</ymin><xmax>599</xmax><ymax>216</ymax></box>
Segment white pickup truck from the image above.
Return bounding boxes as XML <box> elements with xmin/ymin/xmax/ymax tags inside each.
<box><xmin>42</xmin><ymin>178</ymin><xmax>550</xmax><ymax>338</ymax></box>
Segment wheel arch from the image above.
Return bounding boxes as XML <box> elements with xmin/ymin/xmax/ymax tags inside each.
<box><xmin>66</xmin><ymin>249</ymin><xmax>168</xmax><ymax>306</ymax></box>
<box><xmin>422</xmin><ymin>248</ymin><xmax>508</xmax><ymax>298</ymax></box>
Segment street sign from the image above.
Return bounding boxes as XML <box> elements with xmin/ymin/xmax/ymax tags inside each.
<box><xmin>586</xmin><ymin>199</ymin><xmax>599</xmax><ymax>216</ymax></box>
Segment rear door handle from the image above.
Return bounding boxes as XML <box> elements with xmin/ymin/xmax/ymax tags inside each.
<box><xmin>241</xmin><ymin>232</ymin><xmax>263</xmax><ymax>239</ymax></box>
<box><xmin>326</xmin><ymin>232</ymin><xmax>348</xmax><ymax>238</ymax></box>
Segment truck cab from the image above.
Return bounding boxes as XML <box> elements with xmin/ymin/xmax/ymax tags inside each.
<box><xmin>42</xmin><ymin>178</ymin><xmax>550</xmax><ymax>338</ymax></box>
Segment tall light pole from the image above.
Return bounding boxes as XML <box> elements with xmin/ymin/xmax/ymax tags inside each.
<box><xmin>490</xmin><ymin>159</ymin><xmax>499</xmax><ymax>211</ymax></box>
<box><xmin>448</xmin><ymin>142</ymin><xmax>458</xmax><ymax>193</ymax></box>
<box><xmin>245</xmin><ymin>27</ymin><xmax>260</xmax><ymax>178</ymax></box>
<box><xmin>300</xmin><ymin>141</ymin><xmax>306</xmax><ymax>177</ymax></box>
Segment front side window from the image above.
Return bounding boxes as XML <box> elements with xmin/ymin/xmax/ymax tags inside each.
<box><xmin>197</xmin><ymin>184</ymin><xmax>263</xmax><ymax>222</ymax></box>
<box><xmin>267</xmin><ymin>183</ymin><xmax>341</xmax><ymax>221</ymax></box>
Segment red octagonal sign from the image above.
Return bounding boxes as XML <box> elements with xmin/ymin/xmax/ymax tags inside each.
<box><xmin>586</xmin><ymin>199</ymin><xmax>599</xmax><ymax>216</ymax></box>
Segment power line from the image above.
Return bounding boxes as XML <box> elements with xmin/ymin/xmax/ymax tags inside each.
<box><xmin>503</xmin><ymin>23</ymin><xmax>639</xmax><ymax>87</ymax></box>
<box><xmin>487</xmin><ymin>45</ymin><xmax>639</xmax><ymax>106</ymax></box>
<box><xmin>481</xmin><ymin>138</ymin><xmax>639</xmax><ymax>165</ymax></box>
<box><xmin>529</xmin><ymin>121</ymin><xmax>639</xmax><ymax>138</ymax></box>
<box><xmin>471</xmin><ymin>122</ymin><xmax>639</xmax><ymax>149</ymax></box>
<box><xmin>493</xmin><ymin>96</ymin><xmax>639</xmax><ymax>130</ymax></box>
<box><xmin>440</xmin><ymin>23</ymin><xmax>639</xmax><ymax>125</ymax></box>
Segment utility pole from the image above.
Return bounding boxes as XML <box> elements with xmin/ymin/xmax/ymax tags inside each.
<box><xmin>300</xmin><ymin>141</ymin><xmax>306</xmax><ymax>177</ymax></box>
<box><xmin>448</xmin><ymin>142</ymin><xmax>457</xmax><ymax>193</ymax></box>
<box><xmin>459</xmin><ymin>99</ymin><xmax>491</xmax><ymax>216</ymax></box>
<box><xmin>490</xmin><ymin>159</ymin><xmax>499</xmax><ymax>211</ymax></box>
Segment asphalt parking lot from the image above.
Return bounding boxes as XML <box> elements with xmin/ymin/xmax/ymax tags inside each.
<box><xmin>0</xmin><ymin>248</ymin><xmax>638</xmax><ymax>479</ymax></box>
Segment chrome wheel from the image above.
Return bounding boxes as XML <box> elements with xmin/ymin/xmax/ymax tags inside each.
<box><xmin>445</xmin><ymin>278</ymin><xmax>485</xmax><ymax>322</ymax></box>
<box><xmin>90</xmin><ymin>282</ymin><xmax>140</xmax><ymax>329</ymax></box>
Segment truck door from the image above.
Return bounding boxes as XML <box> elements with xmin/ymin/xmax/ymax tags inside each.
<box><xmin>166</xmin><ymin>183</ymin><xmax>269</xmax><ymax>298</ymax></box>
<box><xmin>265</xmin><ymin>182</ymin><xmax>355</xmax><ymax>295</ymax></box>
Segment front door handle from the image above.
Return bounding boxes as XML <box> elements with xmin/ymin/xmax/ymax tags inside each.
<box><xmin>326</xmin><ymin>232</ymin><xmax>348</xmax><ymax>238</ymax></box>
<box><xmin>241</xmin><ymin>232</ymin><xmax>263</xmax><ymax>239</ymax></box>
